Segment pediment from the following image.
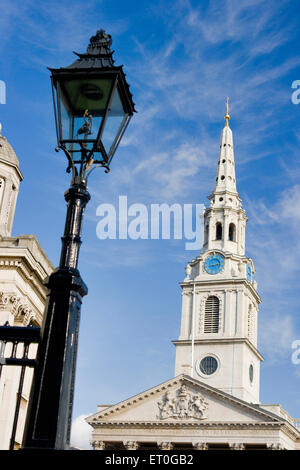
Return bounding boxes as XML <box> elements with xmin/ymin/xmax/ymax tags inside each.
<box><xmin>86</xmin><ymin>374</ymin><xmax>282</xmax><ymax>426</ymax></box>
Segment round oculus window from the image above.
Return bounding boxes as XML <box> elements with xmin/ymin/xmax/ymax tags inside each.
<box><xmin>199</xmin><ymin>356</ymin><xmax>218</xmax><ymax>375</ymax></box>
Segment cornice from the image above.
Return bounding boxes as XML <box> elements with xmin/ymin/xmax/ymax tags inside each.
<box><xmin>207</xmin><ymin>190</ymin><xmax>241</xmax><ymax>200</ymax></box>
<box><xmin>281</xmin><ymin>421</ymin><xmax>300</xmax><ymax>440</ymax></box>
<box><xmin>92</xmin><ymin>420</ymin><xmax>281</xmax><ymax>430</ymax></box>
<box><xmin>0</xmin><ymin>249</ymin><xmax>51</xmax><ymax>280</ymax></box>
<box><xmin>0</xmin><ymin>242</ymin><xmax>54</xmax><ymax>302</ymax></box>
<box><xmin>186</xmin><ymin>252</ymin><xmax>254</xmax><ymax>266</ymax></box>
<box><xmin>0</xmin><ymin>235</ymin><xmax>53</xmax><ymax>271</ymax></box>
<box><xmin>91</xmin><ymin>419</ymin><xmax>300</xmax><ymax>444</ymax></box>
<box><xmin>204</xmin><ymin>206</ymin><xmax>246</xmax><ymax>217</ymax></box>
<box><xmin>0</xmin><ymin>256</ymin><xmax>49</xmax><ymax>304</ymax></box>
<box><xmin>172</xmin><ymin>338</ymin><xmax>264</xmax><ymax>361</ymax></box>
<box><xmin>0</xmin><ymin>157</ymin><xmax>23</xmax><ymax>180</ymax></box>
<box><xmin>180</xmin><ymin>278</ymin><xmax>261</xmax><ymax>303</ymax></box>
<box><xmin>87</xmin><ymin>374</ymin><xmax>283</xmax><ymax>426</ymax></box>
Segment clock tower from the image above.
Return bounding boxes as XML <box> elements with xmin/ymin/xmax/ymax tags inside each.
<box><xmin>174</xmin><ymin>100</ymin><xmax>262</xmax><ymax>404</ymax></box>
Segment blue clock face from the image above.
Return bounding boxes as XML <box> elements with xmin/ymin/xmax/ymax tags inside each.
<box><xmin>247</xmin><ymin>264</ymin><xmax>252</xmax><ymax>282</ymax></box>
<box><xmin>204</xmin><ymin>253</ymin><xmax>224</xmax><ymax>274</ymax></box>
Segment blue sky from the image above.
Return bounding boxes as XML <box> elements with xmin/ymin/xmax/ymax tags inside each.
<box><xmin>1</xmin><ymin>0</ymin><xmax>300</xmax><ymax>449</ymax></box>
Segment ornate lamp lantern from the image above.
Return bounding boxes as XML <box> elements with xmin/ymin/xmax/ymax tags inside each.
<box><xmin>22</xmin><ymin>30</ymin><xmax>135</xmax><ymax>450</ymax></box>
<box><xmin>50</xmin><ymin>29</ymin><xmax>135</xmax><ymax>177</ymax></box>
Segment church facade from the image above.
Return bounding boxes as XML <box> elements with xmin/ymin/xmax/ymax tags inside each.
<box><xmin>87</xmin><ymin>106</ymin><xmax>300</xmax><ymax>450</ymax></box>
<box><xmin>0</xmin><ymin>127</ymin><xmax>53</xmax><ymax>449</ymax></box>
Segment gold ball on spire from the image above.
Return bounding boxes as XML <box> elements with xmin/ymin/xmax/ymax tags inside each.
<box><xmin>224</xmin><ymin>97</ymin><xmax>230</xmax><ymax>126</ymax></box>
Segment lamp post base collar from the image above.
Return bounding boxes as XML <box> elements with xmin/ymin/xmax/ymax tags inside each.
<box><xmin>45</xmin><ymin>267</ymin><xmax>88</xmax><ymax>298</ymax></box>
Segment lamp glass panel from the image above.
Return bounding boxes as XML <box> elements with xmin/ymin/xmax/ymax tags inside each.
<box><xmin>59</xmin><ymin>86</ymin><xmax>72</xmax><ymax>141</ymax></box>
<box><xmin>63</xmin><ymin>78</ymin><xmax>113</xmax><ymax>114</ymax></box>
<box><xmin>58</xmin><ymin>78</ymin><xmax>114</xmax><ymax>143</ymax></box>
<box><xmin>101</xmin><ymin>86</ymin><xmax>126</xmax><ymax>155</ymax></box>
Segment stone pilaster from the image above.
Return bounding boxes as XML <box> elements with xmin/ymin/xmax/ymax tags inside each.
<box><xmin>235</xmin><ymin>289</ymin><xmax>244</xmax><ymax>336</ymax></box>
<box><xmin>267</xmin><ymin>443</ymin><xmax>285</xmax><ymax>450</ymax></box>
<box><xmin>179</xmin><ymin>290</ymin><xmax>192</xmax><ymax>339</ymax></box>
<box><xmin>230</xmin><ymin>443</ymin><xmax>245</xmax><ymax>450</ymax></box>
<box><xmin>193</xmin><ymin>442</ymin><xmax>208</xmax><ymax>450</ymax></box>
<box><xmin>92</xmin><ymin>440</ymin><xmax>106</xmax><ymax>450</ymax></box>
<box><xmin>223</xmin><ymin>210</ymin><xmax>229</xmax><ymax>252</ymax></box>
<box><xmin>124</xmin><ymin>441</ymin><xmax>139</xmax><ymax>450</ymax></box>
<box><xmin>158</xmin><ymin>441</ymin><xmax>173</xmax><ymax>450</ymax></box>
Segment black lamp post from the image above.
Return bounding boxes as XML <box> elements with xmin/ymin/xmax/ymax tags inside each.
<box><xmin>22</xmin><ymin>30</ymin><xmax>135</xmax><ymax>450</ymax></box>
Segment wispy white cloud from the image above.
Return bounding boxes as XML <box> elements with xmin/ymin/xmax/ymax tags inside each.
<box><xmin>0</xmin><ymin>0</ymin><xmax>129</xmax><ymax>68</ymax></box>
<box><xmin>260</xmin><ymin>314</ymin><xmax>295</xmax><ymax>363</ymax></box>
<box><xmin>244</xmin><ymin>184</ymin><xmax>300</xmax><ymax>362</ymax></box>
<box><xmin>70</xmin><ymin>414</ymin><xmax>92</xmax><ymax>450</ymax></box>
<box><xmin>246</xmin><ymin>188</ymin><xmax>300</xmax><ymax>291</ymax></box>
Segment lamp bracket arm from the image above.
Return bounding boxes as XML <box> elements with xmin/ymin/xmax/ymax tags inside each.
<box><xmin>85</xmin><ymin>164</ymin><xmax>110</xmax><ymax>182</ymax></box>
<box><xmin>55</xmin><ymin>145</ymin><xmax>78</xmax><ymax>178</ymax></box>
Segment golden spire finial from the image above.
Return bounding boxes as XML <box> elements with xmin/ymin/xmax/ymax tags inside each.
<box><xmin>225</xmin><ymin>97</ymin><xmax>230</xmax><ymax>126</ymax></box>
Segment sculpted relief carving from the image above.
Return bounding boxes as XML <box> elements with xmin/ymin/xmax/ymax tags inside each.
<box><xmin>157</xmin><ymin>384</ymin><xmax>208</xmax><ymax>420</ymax></box>
<box><xmin>0</xmin><ymin>291</ymin><xmax>36</xmax><ymax>325</ymax></box>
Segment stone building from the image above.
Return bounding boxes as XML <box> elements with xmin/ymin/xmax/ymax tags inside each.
<box><xmin>87</xmin><ymin>106</ymin><xmax>300</xmax><ymax>450</ymax></box>
<box><xmin>0</xmin><ymin>126</ymin><xmax>53</xmax><ymax>449</ymax></box>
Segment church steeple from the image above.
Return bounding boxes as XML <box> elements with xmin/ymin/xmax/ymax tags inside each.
<box><xmin>213</xmin><ymin>98</ymin><xmax>237</xmax><ymax>194</ymax></box>
<box><xmin>202</xmin><ymin>101</ymin><xmax>246</xmax><ymax>256</ymax></box>
<box><xmin>174</xmin><ymin>102</ymin><xmax>262</xmax><ymax>404</ymax></box>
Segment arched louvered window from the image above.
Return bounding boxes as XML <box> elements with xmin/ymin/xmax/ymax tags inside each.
<box><xmin>228</xmin><ymin>223</ymin><xmax>236</xmax><ymax>241</ymax></box>
<box><xmin>204</xmin><ymin>296</ymin><xmax>220</xmax><ymax>333</ymax></box>
<box><xmin>216</xmin><ymin>222</ymin><xmax>222</xmax><ymax>240</ymax></box>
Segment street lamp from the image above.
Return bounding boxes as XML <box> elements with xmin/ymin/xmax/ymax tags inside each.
<box><xmin>22</xmin><ymin>30</ymin><xmax>135</xmax><ymax>450</ymax></box>
<box><xmin>51</xmin><ymin>29</ymin><xmax>134</xmax><ymax>176</ymax></box>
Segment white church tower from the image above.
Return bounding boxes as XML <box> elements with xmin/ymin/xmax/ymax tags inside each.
<box><xmin>174</xmin><ymin>99</ymin><xmax>262</xmax><ymax>404</ymax></box>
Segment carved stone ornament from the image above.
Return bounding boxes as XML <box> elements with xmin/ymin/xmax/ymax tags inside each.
<box><xmin>10</xmin><ymin>295</ymin><xmax>21</xmax><ymax>315</ymax></box>
<box><xmin>123</xmin><ymin>441</ymin><xmax>139</xmax><ymax>450</ymax></box>
<box><xmin>0</xmin><ymin>291</ymin><xmax>35</xmax><ymax>325</ymax></box>
<box><xmin>0</xmin><ymin>291</ymin><xmax>8</xmax><ymax>306</ymax></box>
<box><xmin>157</xmin><ymin>384</ymin><xmax>208</xmax><ymax>420</ymax></box>
<box><xmin>92</xmin><ymin>440</ymin><xmax>106</xmax><ymax>450</ymax></box>
<box><xmin>158</xmin><ymin>441</ymin><xmax>173</xmax><ymax>450</ymax></box>
<box><xmin>193</xmin><ymin>442</ymin><xmax>208</xmax><ymax>450</ymax></box>
<box><xmin>267</xmin><ymin>443</ymin><xmax>285</xmax><ymax>450</ymax></box>
<box><xmin>184</xmin><ymin>264</ymin><xmax>192</xmax><ymax>280</ymax></box>
<box><xmin>230</xmin><ymin>443</ymin><xmax>245</xmax><ymax>450</ymax></box>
